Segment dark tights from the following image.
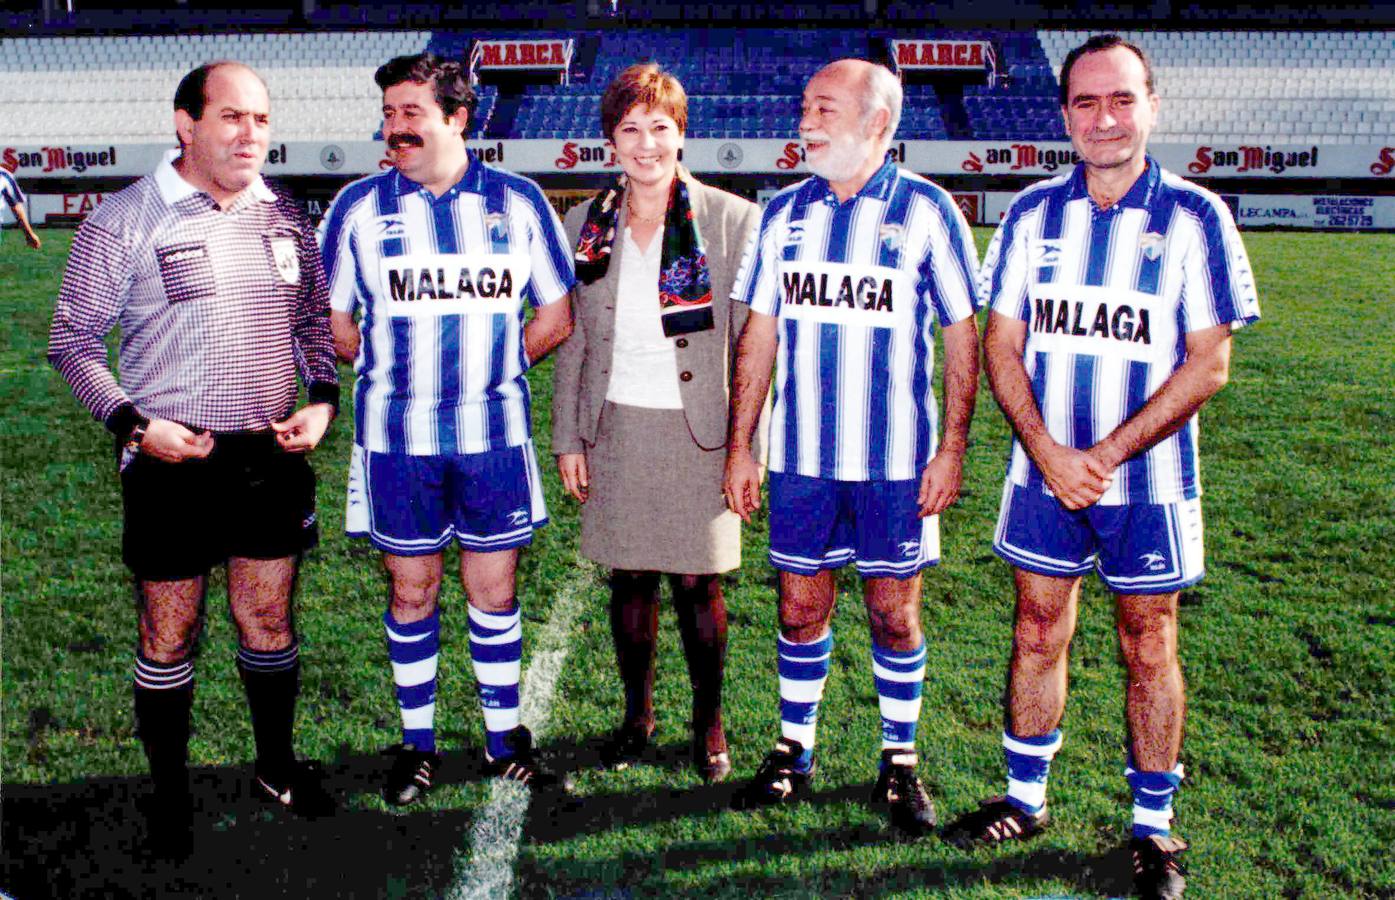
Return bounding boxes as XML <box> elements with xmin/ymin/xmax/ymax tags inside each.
<box><xmin>608</xmin><ymin>569</ymin><xmax>728</xmax><ymax>753</ymax></box>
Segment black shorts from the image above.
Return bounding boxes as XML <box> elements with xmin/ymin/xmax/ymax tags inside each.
<box><xmin>121</xmin><ymin>431</ymin><xmax>318</xmax><ymax>580</ymax></box>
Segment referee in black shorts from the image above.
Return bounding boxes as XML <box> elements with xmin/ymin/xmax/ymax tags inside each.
<box><xmin>48</xmin><ymin>61</ymin><xmax>339</xmax><ymax>858</ymax></box>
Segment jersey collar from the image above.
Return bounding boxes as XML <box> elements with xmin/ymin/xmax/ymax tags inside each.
<box><xmin>1068</xmin><ymin>154</ymin><xmax>1160</xmax><ymax>211</ymax></box>
<box><xmin>154</xmin><ymin>148</ymin><xmax>276</xmax><ymax>207</ymax></box>
<box><xmin>389</xmin><ymin>149</ymin><xmax>486</xmax><ymax>199</ymax></box>
<box><xmin>813</xmin><ymin>157</ymin><xmax>899</xmax><ymax>205</ymax></box>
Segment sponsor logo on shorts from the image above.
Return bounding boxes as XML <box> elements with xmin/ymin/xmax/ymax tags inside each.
<box><xmin>898</xmin><ymin>540</ymin><xmax>920</xmax><ymax>559</ymax></box>
<box><xmin>507</xmin><ymin>508</ymin><xmax>530</xmax><ymax>527</ymax></box>
<box><xmin>302</xmin><ymin>513</ymin><xmax>317</xmax><ymax>529</ymax></box>
<box><xmin>1139</xmin><ymin>551</ymin><xmax>1166</xmax><ymax>572</ymax></box>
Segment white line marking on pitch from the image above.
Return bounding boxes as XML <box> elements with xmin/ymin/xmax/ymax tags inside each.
<box><xmin>447</xmin><ymin>558</ymin><xmax>597</xmax><ymax>900</ymax></box>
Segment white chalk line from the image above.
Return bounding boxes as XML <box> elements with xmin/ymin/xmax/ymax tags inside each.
<box><xmin>447</xmin><ymin>557</ymin><xmax>598</xmax><ymax>900</ymax></box>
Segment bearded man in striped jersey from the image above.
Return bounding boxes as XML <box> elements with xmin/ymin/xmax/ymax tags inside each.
<box><xmin>724</xmin><ymin>58</ymin><xmax>982</xmax><ymax>836</ymax></box>
<box><xmin>941</xmin><ymin>35</ymin><xmax>1260</xmax><ymax>900</ymax></box>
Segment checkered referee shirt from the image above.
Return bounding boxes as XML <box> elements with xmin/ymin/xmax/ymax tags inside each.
<box><xmin>49</xmin><ymin>152</ymin><xmax>338</xmax><ymax>432</ymax></box>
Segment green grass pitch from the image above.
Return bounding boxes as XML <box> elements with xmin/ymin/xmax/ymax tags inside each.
<box><xmin>2</xmin><ymin>228</ymin><xmax>1392</xmax><ymax>898</ymax></box>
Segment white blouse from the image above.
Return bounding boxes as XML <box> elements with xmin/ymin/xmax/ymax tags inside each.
<box><xmin>605</xmin><ymin>227</ymin><xmax>684</xmax><ymax>409</ymax></box>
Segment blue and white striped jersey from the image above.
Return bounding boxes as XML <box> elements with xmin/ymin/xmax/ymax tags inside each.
<box><xmin>320</xmin><ymin>155</ymin><xmax>575</xmax><ymax>456</ymax></box>
<box><xmin>734</xmin><ymin>160</ymin><xmax>980</xmax><ymax>482</ymax></box>
<box><xmin>0</xmin><ymin>168</ymin><xmax>23</xmax><ymax>211</ymax></box>
<box><xmin>982</xmin><ymin>158</ymin><xmax>1260</xmax><ymax>505</ymax></box>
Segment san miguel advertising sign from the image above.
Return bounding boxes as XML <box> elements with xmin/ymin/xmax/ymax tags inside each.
<box><xmin>4</xmin><ymin>140</ymin><xmax>1391</xmax><ymax>179</ymax></box>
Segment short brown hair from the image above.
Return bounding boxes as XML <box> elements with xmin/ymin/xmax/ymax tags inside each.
<box><xmin>600</xmin><ymin>63</ymin><xmax>688</xmax><ymax>140</ymax></box>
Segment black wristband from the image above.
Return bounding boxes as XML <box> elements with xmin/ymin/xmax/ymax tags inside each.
<box><xmin>104</xmin><ymin>403</ymin><xmax>149</xmax><ymax>440</ymax></box>
<box><xmin>307</xmin><ymin>381</ymin><xmax>341</xmax><ymax>416</ymax></box>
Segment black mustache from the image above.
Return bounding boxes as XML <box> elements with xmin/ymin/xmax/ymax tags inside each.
<box><xmin>388</xmin><ymin>133</ymin><xmax>424</xmax><ymax>150</ymax></box>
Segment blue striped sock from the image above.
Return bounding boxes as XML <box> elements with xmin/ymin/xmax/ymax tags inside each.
<box><xmin>469</xmin><ymin>601</ymin><xmax>522</xmax><ymax>760</ymax></box>
<box><xmin>384</xmin><ymin>608</ymin><xmax>440</xmax><ymax>753</ymax></box>
<box><xmin>778</xmin><ymin>630</ymin><xmax>832</xmax><ymax>772</ymax></box>
<box><xmin>872</xmin><ymin>640</ymin><xmax>926</xmax><ymax>756</ymax></box>
<box><xmin>1004</xmin><ymin>729</ymin><xmax>1062</xmax><ymax>816</ymax></box>
<box><xmin>1127</xmin><ymin>759</ymin><xmax>1184</xmax><ymax>837</ymax></box>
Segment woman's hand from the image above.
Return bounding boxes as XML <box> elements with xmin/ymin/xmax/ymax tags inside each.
<box><xmin>557</xmin><ymin>453</ymin><xmax>590</xmax><ymax>503</ymax></box>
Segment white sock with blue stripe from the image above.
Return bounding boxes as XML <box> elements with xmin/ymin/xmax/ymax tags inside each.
<box><xmin>1004</xmin><ymin>728</ymin><xmax>1063</xmax><ymax>816</ymax></box>
<box><xmin>872</xmin><ymin>639</ymin><xmax>926</xmax><ymax>756</ymax></box>
<box><xmin>468</xmin><ymin>601</ymin><xmax>522</xmax><ymax>760</ymax></box>
<box><xmin>1127</xmin><ymin>758</ymin><xmax>1184</xmax><ymax>837</ymax></box>
<box><xmin>385</xmin><ymin>608</ymin><xmax>440</xmax><ymax>752</ymax></box>
<box><xmin>778</xmin><ymin>630</ymin><xmax>832</xmax><ymax>772</ymax></box>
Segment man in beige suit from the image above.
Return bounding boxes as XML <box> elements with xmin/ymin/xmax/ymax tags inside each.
<box><xmin>552</xmin><ymin>63</ymin><xmax>760</xmax><ymax>782</ymax></box>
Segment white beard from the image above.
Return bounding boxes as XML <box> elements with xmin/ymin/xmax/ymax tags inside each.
<box><xmin>803</xmin><ymin>130</ymin><xmax>872</xmax><ymax>183</ymax></box>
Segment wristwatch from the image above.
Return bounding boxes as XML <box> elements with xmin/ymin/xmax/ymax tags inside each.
<box><xmin>125</xmin><ymin>421</ymin><xmax>148</xmax><ymax>455</ymax></box>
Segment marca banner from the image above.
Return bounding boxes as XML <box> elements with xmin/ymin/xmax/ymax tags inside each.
<box><xmin>891</xmin><ymin>39</ymin><xmax>994</xmax><ymax>71</ymax></box>
<box><xmin>470</xmin><ymin>39</ymin><xmax>573</xmax><ymax>71</ymax></box>
<box><xmin>5</xmin><ymin>140</ymin><xmax>1393</xmax><ymax>180</ymax></box>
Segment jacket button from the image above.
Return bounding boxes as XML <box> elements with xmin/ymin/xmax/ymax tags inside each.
<box><xmin>680</xmin><ymin>371</ymin><xmax>693</xmax><ymax>382</ymax></box>
<box><xmin>675</xmin><ymin>338</ymin><xmax>689</xmax><ymax>348</ymax></box>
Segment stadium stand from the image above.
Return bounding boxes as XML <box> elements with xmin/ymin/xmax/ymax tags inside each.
<box><xmin>1039</xmin><ymin>30</ymin><xmax>1395</xmax><ymax>144</ymax></box>
<box><xmin>1</xmin><ymin>28</ymin><xmax>1392</xmax><ymax>146</ymax></box>
<box><xmin>0</xmin><ymin>31</ymin><xmax>433</xmax><ymax>143</ymax></box>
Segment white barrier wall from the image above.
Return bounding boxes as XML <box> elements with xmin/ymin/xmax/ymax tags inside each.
<box><xmin>5</xmin><ymin>139</ymin><xmax>1394</xmax><ymax>179</ymax></box>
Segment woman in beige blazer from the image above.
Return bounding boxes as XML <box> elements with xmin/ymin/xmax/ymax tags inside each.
<box><xmin>552</xmin><ymin>63</ymin><xmax>759</xmax><ymax>782</ymax></box>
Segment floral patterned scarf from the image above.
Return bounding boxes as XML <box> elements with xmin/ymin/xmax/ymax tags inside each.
<box><xmin>574</xmin><ymin>172</ymin><xmax>714</xmax><ymax>337</ymax></box>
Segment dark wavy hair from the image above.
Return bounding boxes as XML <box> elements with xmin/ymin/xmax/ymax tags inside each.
<box><xmin>375</xmin><ymin>52</ymin><xmax>478</xmax><ymax>131</ymax></box>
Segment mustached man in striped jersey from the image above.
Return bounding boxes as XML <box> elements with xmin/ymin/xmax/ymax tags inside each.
<box><xmin>724</xmin><ymin>59</ymin><xmax>982</xmax><ymax>836</ymax></box>
<box><xmin>320</xmin><ymin>53</ymin><xmax>575</xmax><ymax>805</ymax></box>
<box><xmin>941</xmin><ymin>36</ymin><xmax>1260</xmax><ymax>900</ymax></box>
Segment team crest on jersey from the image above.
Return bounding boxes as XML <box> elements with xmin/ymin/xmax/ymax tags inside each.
<box><xmin>878</xmin><ymin>223</ymin><xmax>905</xmax><ymax>250</ymax></box>
<box><xmin>485</xmin><ymin>212</ymin><xmax>509</xmax><ymax>235</ymax></box>
<box><xmin>1140</xmin><ymin>232</ymin><xmax>1166</xmax><ymax>261</ymax></box>
<box><xmin>267</xmin><ymin>237</ymin><xmax>300</xmax><ymax>284</ymax></box>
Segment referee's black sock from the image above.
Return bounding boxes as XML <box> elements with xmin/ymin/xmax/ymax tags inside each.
<box><xmin>237</xmin><ymin>641</ymin><xmax>300</xmax><ymax>785</ymax></box>
<box><xmin>133</xmin><ymin>653</ymin><xmax>195</xmax><ymax>802</ymax></box>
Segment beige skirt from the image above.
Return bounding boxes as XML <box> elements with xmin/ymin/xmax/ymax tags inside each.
<box><xmin>579</xmin><ymin>401</ymin><xmax>740</xmax><ymax>574</ymax></box>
